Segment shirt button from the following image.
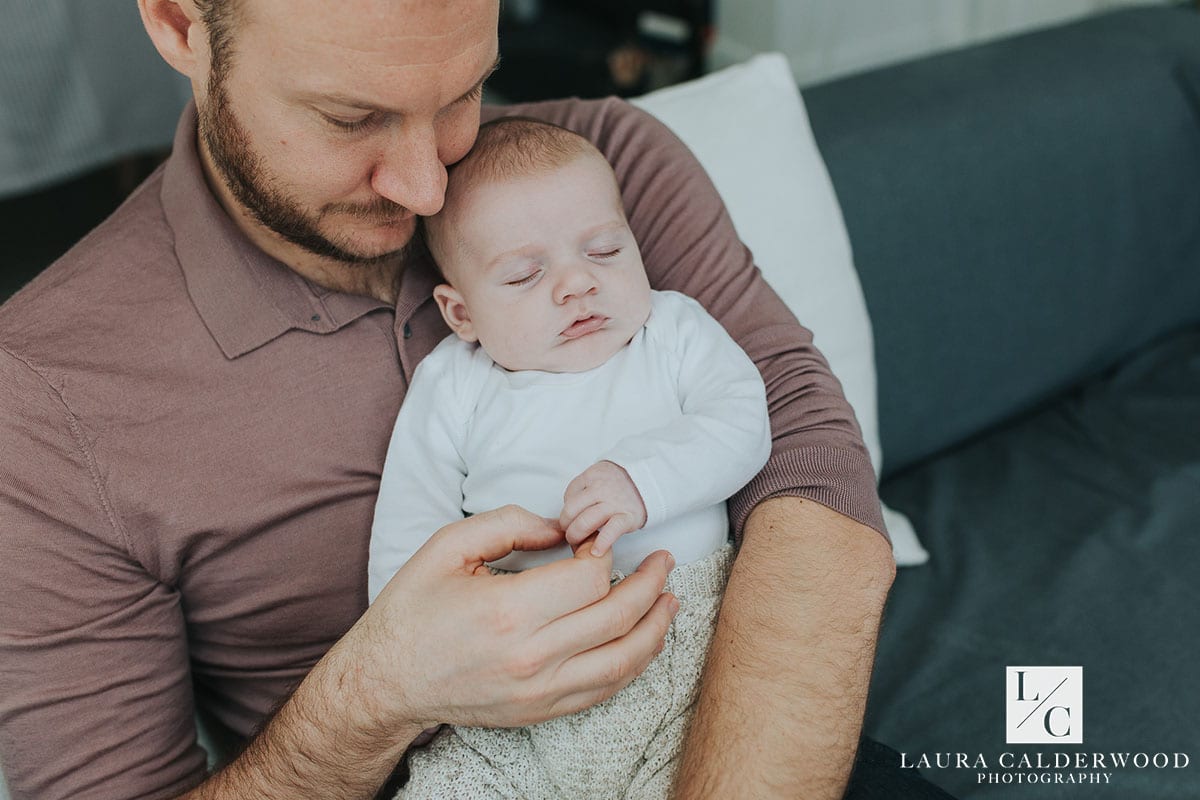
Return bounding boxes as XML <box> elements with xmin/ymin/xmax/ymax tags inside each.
<box><xmin>403</xmin><ymin>322</ymin><xmax>412</xmax><ymax>339</ymax></box>
<box><xmin>311</xmin><ymin>314</ymin><xmax>321</xmax><ymax>322</ymax></box>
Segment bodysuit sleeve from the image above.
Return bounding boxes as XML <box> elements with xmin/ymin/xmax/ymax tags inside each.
<box><xmin>483</xmin><ymin>98</ymin><xmax>886</xmax><ymax>540</ymax></box>
<box><xmin>0</xmin><ymin>349</ymin><xmax>208</xmax><ymax>800</ymax></box>
<box><xmin>601</xmin><ymin>292</ymin><xmax>772</xmax><ymax>529</ymax></box>
<box><xmin>368</xmin><ymin>340</ymin><xmax>473</xmax><ymax>602</ymax></box>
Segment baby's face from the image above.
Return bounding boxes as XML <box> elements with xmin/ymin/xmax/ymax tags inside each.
<box><xmin>433</xmin><ymin>154</ymin><xmax>652</xmax><ymax>373</ymax></box>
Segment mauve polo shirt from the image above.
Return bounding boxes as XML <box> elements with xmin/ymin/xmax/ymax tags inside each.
<box><xmin>0</xmin><ymin>98</ymin><xmax>885</xmax><ymax>800</ymax></box>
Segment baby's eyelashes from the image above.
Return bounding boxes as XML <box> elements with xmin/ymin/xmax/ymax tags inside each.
<box><xmin>504</xmin><ymin>269</ymin><xmax>542</xmax><ymax>287</ymax></box>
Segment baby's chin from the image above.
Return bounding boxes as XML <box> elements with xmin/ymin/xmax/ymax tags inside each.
<box><xmin>555</xmin><ymin>343</ymin><xmax>625</xmax><ymax>373</ymax></box>
<box><xmin>497</xmin><ymin>330</ymin><xmax>631</xmax><ymax>374</ymax></box>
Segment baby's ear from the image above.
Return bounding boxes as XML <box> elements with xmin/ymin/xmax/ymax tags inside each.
<box><xmin>433</xmin><ymin>284</ymin><xmax>478</xmax><ymax>343</ymax></box>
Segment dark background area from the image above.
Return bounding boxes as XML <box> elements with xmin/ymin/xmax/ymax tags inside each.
<box><xmin>0</xmin><ymin>155</ymin><xmax>164</xmax><ymax>301</ymax></box>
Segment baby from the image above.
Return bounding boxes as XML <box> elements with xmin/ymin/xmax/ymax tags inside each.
<box><xmin>368</xmin><ymin>117</ymin><xmax>772</xmax><ymax>800</ymax></box>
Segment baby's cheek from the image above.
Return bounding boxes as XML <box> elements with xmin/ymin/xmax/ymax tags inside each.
<box><xmin>633</xmin><ymin>284</ymin><xmax>653</xmax><ymax>326</ymax></box>
<box><xmin>483</xmin><ymin>327</ymin><xmax>542</xmax><ymax>371</ymax></box>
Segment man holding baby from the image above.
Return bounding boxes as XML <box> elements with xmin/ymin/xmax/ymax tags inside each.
<box><xmin>0</xmin><ymin>1</ymin><xmax>952</xmax><ymax>798</ymax></box>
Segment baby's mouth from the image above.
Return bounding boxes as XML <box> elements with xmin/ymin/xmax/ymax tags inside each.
<box><xmin>560</xmin><ymin>314</ymin><xmax>608</xmax><ymax>340</ymax></box>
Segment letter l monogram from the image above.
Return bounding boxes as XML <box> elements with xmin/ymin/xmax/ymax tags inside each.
<box><xmin>1016</xmin><ymin>671</ymin><xmax>1040</xmax><ymax>701</ymax></box>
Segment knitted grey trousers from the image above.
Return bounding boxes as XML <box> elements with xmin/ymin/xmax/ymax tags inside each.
<box><xmin>398</xmin><ymin>544</ymin><xmax>733</xmax><ymax>800</ymax></box>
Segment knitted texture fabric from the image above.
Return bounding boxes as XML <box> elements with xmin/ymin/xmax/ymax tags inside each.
<box><xmin>397</xmin><ymin>544</ymin><xmax>734</xmax><ymax>799</ymax></box>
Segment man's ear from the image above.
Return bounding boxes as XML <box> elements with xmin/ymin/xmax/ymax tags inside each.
<box><xmin>138</xmin><ymin>0</ymin><xmax>206</xmax><ymax>80</ymax></box>
<box><xmin>433</xmin><ymin>284</ymin><xmax>478</xmax><ymax>343</ymax></box>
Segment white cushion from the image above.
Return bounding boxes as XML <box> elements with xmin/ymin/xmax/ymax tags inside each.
<box><xmin>632</xmin><ymin>53</ymin><xmax>928</xmax><ymax>566</ymax></box>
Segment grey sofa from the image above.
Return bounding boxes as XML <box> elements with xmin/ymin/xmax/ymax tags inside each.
<box><xmin>803</xmin><ymin>5</ymin><xmax>1200</xmax><ymax>798</ymax></box>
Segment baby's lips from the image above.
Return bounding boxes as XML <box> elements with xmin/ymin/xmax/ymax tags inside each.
<box><xmin>560</xmin><ymin>314</ymin><xmax>608</xmax><ymax>339</ymax></box>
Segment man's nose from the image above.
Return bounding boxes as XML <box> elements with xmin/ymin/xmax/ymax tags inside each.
<box><xmin>553</xmin><ymin>262</ymin><xmax>599</xmax><ymax>304</ymax></box>
<box><xmin>369</xmin><ymin>124</ymin><xmax>447</xmax><ymax>217</ymax></box>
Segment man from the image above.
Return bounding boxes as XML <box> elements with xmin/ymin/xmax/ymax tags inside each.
<box><xmin>0</xmin><ymin>1</ymin><xmax>949</xmax><ymax>798</ymax></box>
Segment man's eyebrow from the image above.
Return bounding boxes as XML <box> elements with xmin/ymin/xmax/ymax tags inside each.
<box><xmin>460</xmin><ymin>54</ymin><xmax>503</xmax><ymax>103</ymax></box>
<box><xmin>314</xmin><ymin>54</ymin><xmax>502</xmax><ymax>111</ymax></box>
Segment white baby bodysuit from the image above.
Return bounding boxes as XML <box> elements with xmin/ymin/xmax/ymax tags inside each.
<box><xmin>368</xmin><ymin>290</ymin><xmax>771</xmax><ymax>602</ymax></box>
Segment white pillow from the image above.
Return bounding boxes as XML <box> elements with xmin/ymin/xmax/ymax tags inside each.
<box><xmin>631</xmin><ymin>53</ymin><xmax>928</xmax><ymax>566</ymax></box>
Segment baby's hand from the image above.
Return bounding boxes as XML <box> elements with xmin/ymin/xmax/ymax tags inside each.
<box><xmin>559</xmin><ymin>461</ymin><xmax>648</xmax><ymax>557</ymax></box>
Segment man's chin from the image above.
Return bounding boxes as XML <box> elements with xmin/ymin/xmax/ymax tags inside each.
<box><xmin>319</xmin><ymin>218</ymin><xmax>418</xmax><ymax>264</ymax></box>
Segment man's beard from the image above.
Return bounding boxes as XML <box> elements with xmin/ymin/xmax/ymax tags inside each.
<box><xmin>198</xmin><ymin>70</ymin><xmax>416</xmax><ymax>267</ymax></box>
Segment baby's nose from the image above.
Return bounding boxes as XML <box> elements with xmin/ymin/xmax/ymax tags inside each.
<box><xmin>554</xmin><ymin>264</ymin><xmax>599</xmax><ymax>303</ymax></box>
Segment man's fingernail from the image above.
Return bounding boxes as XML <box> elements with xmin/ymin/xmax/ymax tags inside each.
<box><xmin>591</xmin><ymin>545</ymin><xmax>602</xmax><ymax>556</ymax></box>
<box><xmin>669</xmin><ymin>596</ymin><xmax>680</xmax><ymax>614</ymax></box>
<box><xmin>664</xmin><ymin>553</ymin><xmax>675</xmax><ymax>570</ymax></box>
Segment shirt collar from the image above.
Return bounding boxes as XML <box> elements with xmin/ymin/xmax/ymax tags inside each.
<box><xmin>161</xmin><ymin>102</ymin><xmax>426</xmax><ymax>359</ymax></box>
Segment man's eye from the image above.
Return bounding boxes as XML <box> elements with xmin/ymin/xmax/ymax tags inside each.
<box><xmin>464</xmin><ymin>83</ymin><xmax>486</xmax><ymax>104</ymax></box>
<box><xmin>591</xmin><ymin>249</ymin><xmax>621</xmax><ymax>260</ymax></box>
<box><xmin>323</xmin><ymin>113</ymin><xmax>374</xmax><ymax>132</ymax></box>
<box><xmin>505</xmin><ymin>270</ymin><xmax>541</xmax><ymax>287</ymax></box>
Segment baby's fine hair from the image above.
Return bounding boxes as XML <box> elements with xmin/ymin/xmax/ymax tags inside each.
<box><xmin>423</xmin><ymin>117</ymin><xmax>610</xmax><ymax>279</ymax></box>
<box><xmin>446</xmin><ymin>116</ymin><xmax>600</xmax><ymax>192</ymax></box>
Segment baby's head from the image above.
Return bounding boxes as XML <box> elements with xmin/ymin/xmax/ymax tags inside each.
<box><xmin>425</xmin><ymin>117</ymin><xmax>652</xmax><ymax>373</ymax></box>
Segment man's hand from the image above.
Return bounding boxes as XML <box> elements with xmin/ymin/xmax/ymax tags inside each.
<box><xmin>559</xmin><ymin>461</ymin><xmax>649</xmax><ymax>556</ymax></box>
<box><xmin>184</xmin><ymin>505</ymin><xmax>677</xmax><ymax>800</ymax></box>
<box><xmin>360</xmin><ymin>504</ymin><xmax>675</xmax><ymax>731</ymax></box>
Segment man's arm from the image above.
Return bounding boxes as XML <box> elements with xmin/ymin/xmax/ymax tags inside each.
<box><xmin>674</xmin><ymin>496</ymin><xmax>895</xmax><ymax>798</ymax></box>
<box><xmin>0</xmin><ymin>350</ymin><xmax>211</xmax><ymax>799</ymax></box>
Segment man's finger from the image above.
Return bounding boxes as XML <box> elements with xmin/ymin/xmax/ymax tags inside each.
<box><xmin>548</xmin><ymin>589</ymin><xmax>678</xmax><ymax>700</ymax></box>
<box><xmin>499</xmin><ymin>544</ymin><xmax>618</xmax><ymax>624</ymax></box>
<box><xmin>534</xmin><ymin>549</ymin><xmax>674</xmax><ymax>657</ymax></box>
<box><xmin>431</xmin><ymin>505</ymin><xmax>563</xmax><ymax>570</ymax></box>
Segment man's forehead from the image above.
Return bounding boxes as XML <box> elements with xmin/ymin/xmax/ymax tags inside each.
<box><xmin>234</xmin><ymin>0</ymin><xmax>499</xmax><ymax>112</ymax></box>
<box><xmin>240</xmin><ymin>0</ymin><xmax>499</xmax><ymax>64</ymax></box>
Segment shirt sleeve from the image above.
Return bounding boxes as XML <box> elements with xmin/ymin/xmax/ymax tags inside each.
<box><xmin>601</xmin><ymin>293</ymin><xmax>772</xmax><ymax>529</ymax></box>
<box><xmin>484</xmin><ymin>98</ymin><xmax>887</xmax><ymax>540</ymax></box>
<box><xmin>0</xmin><ymin>349</ymin><xmax>208</xmax><ymax>800</ymax></box>
<box><xmin>368</xmin><ymin>342</ymin><xmax>471</xmax><ymax>603</ymax></box>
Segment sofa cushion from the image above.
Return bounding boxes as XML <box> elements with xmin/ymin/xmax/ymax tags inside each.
<box><xmin>805</xmin><ymin>6</ymin><xmax>1200</xmax><ymax>475</ymax></box>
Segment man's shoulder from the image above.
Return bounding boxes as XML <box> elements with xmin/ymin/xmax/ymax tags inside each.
<box><xmin>0</xmin><ymin>167</ymin><xmax>186</xmax><ymax>373</ymax></box>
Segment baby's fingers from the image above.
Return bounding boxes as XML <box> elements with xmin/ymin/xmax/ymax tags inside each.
<box><xmin>565</xmin><ymin>503</ymin><xmax>611</xmax><ymax>545</ymax></box>
<box><xmin>590</xmin><ymin>515</ymin><xmax>635</xmax><ymax>557</ymax></box>
<box><xmin>560</xmin><ymin>475</ymin><xmax>595</xmax><ymax>530</ymax></box>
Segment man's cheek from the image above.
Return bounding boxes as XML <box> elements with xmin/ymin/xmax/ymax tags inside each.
<box><xmin>441</xmin><ymin>105</ymin><xmax>484</xmax><ymax>166</ymax></box>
